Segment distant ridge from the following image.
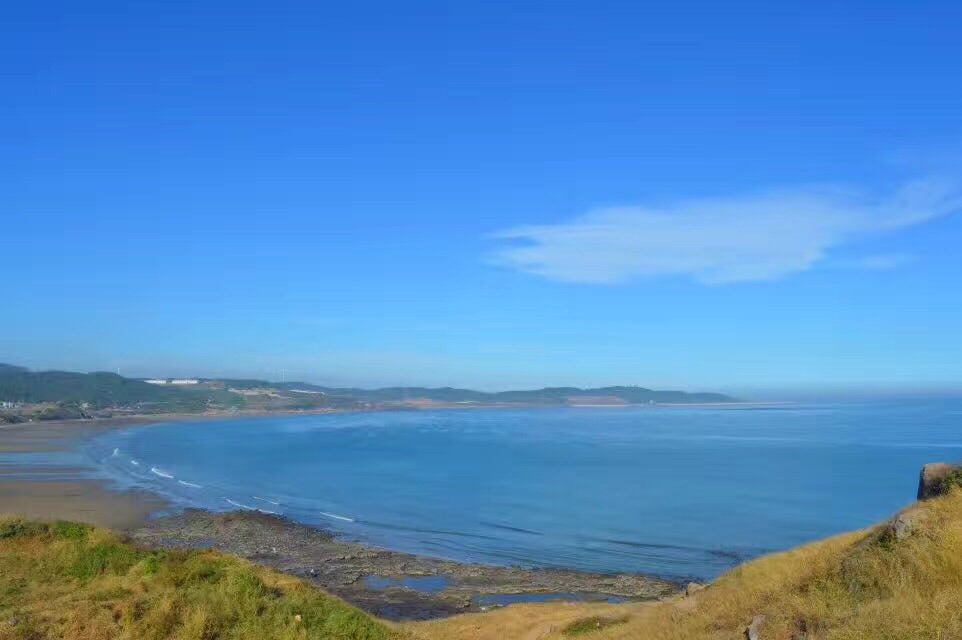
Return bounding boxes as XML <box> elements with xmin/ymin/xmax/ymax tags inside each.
<box><xmin>0</xmin><ymin>362</ymin><xmax>737</xmax><ymax>418</ymax></box>
<box><xmin>191</xmin><ymin>378</ymin><xmax>737</xmax><ymax>405</ymax></box>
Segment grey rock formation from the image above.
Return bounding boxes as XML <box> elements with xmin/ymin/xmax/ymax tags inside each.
<box><xmin>746</xmin><ymin>614</ymin><xmax>767</xmax><ymax>640</ymax></box>
<box><xmin>918</xmin><ymin>462</ymin><xmax>961</xmax><ymax>500</ymax></box>
<box><xmin>890</xmin><ymin>512</ymin><xmax>915</xmax><ymax>541</ymax></box>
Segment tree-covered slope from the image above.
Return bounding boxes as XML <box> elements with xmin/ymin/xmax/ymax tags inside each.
<box><xmin>0</xmin><ymin>366</ymin><xmax>240</xmax><ymax>412</ymax></box>
<box><xmin>0</xmin><ymin>362</ymin><xmax>736</xmax><ymax>413</ymax></box>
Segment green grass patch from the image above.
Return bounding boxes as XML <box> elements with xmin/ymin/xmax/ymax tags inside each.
<box><xmin>67</xmin><ymin>541</ymin><xmax>140</xmax><ymax>580</ymax></box>
<box><xmin>562</xmin><ymin>615</ymin><xmax>630</xmax><ymax>636</ymax></box>
<box><xmin>142</xmin><ymin>551</ymin><xmax>165</xmax><ymax>576</ymax></box>
<box><xmin>0</xmin><ymin>516</ymin><xmax>405</xmax><ymax>640</ymax></box>
<box><xmin>52</xmin><ymin>521</ymin><xmax>90</xmax><ymax>540</ymax></box>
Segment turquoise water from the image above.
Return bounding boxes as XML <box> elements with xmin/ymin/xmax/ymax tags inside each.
<box><xmin>86</xmin><ymin>401</ymin><xmax>962</xmax><ymax>580</ymax></box>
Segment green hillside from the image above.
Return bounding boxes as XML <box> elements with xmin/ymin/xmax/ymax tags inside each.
<box><xmin>0</xmin><ymin>518</ymin><xmax>404</xmax><ymax>640</ymax></box>
<box><xmin>0</xmin><ymin>363</ymin><xmax>736</xmax><ymax>419</ymax></box>
<box><xmin>273</xmin><ymin>384</ymin><xmax>735</xmax><ymax>405</ymax></box>
<box><xmin>0</xmin><ymin>366</ymin><xmax>241</xmax><ymax>413</ymax></box>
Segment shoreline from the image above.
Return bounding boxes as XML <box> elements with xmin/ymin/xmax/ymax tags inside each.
<box><xmin>133</xmin><ymin>509</ymin><xmax>677</xmax><ymax>620</ymax></box>
<box><xmin>0</xmin><ymin>409</ymin><xmax>680</xmax><ymax>620</ymax></box>
<box><xmin>1</xmin><ymin>398</ymin><xmax>793</xmax><ymax>432</ymax></box>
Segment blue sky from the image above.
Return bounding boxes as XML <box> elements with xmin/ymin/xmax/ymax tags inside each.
<box><xmin>3</xmin><ymin>0</ymin><xmax>961</xmax><ymax>393</ymax></box>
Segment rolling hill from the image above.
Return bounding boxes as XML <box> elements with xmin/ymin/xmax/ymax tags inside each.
<box><xmin>0</xmin><ymin>363</ymin><xmax>736</xmax><ymax>418</ymax></box>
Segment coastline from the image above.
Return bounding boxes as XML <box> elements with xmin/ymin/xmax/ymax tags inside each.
<box><xmin>0</xmin><ymin>416</ymin><xmax>176</xmax><ymax>528</ymax></box>
<box><xmin>134</xmin><ymin>509</ymin><xmax>677</xmax><ymax>620</ymax></box>
<box><xmin>0</xmin><ymin>410</ymin><xmax>680</xmax><ymax>620</ymax></box>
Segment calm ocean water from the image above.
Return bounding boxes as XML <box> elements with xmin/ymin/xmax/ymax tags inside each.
<box><xmin>86</xmin><ymin>400</ymin><xmax>962</xmax><ymax>580</ymax></box>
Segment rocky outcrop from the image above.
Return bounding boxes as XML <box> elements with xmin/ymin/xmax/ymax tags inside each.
<box><xmin>889</xmin><ymin>512</ymin><xmax>916</xmax><ymax>541</ymax></box>
<box><xmin>877</xmin><ymin>505</ymin><xmax>927</xmax><ymax>545</ymax></box>
<box><xmin>746</xmin><ymin>614</ymin><xmax>767</xmax><ymax>640</ymax></box>
<box><xmin>918</xmin><ymin>462</ymin><xmax>962</xmax><ymax>500</ymax></box>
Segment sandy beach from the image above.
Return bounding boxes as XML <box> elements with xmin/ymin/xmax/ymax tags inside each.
<box><xmin>0</xmin><ymin>411</ymin><xmax>348</xmax><ymax>527</ymax></box>
<box><xmin>0</xmin><ymin>417</ymin><xmax>176</xmax><ymax>528</ymax></box>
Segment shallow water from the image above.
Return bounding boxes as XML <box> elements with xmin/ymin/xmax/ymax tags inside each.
<box><xmin>362</xmin><ymin>575</ymin><xmax>450</xmax><ymax>593</ymax></box>
<box><xmin>473</xmin><ymin>592</ymin><xmax>627</xmax><ymax>606</ymax></box>
<box><xmin>85</xmin><ymin>400</ymin><xmax>962</xmax><ymax>580</ymax></box>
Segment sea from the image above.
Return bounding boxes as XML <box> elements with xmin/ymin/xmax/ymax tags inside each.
<box><xmin>83</xmin><ymin>399</ymin><xmax>962</xmax><ymax>581</ymax></box>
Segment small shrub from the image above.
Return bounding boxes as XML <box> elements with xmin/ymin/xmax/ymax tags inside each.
<box><xmin>53</xmin><ymin>521</ymin><xmax>91</xmax><ymax>540</ymax></box>
<box><xmin>0</xmin><ymin>519</ymin><xmax>47</xmax><ymax>540</ymax></box>
<box><xmin>142</xmin><ymin>552</ymin><xmax>165</xmax><ymax>576</ymax></box>
<box><xmin>562</xmin><ymin>615</ymin><xmax>630</xmax><ymax>636</ymax></box>
<box><xmin>940</xmin><ymin>470</ymin><xmax>962</xmax><ymax>494</ymax></box>
<box><xmin>0</xmin><ymin>520</ymin><xmax>27</xmax><ymax>539</ymax></box>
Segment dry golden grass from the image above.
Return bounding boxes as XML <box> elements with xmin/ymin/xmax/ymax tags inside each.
<box><xmin>7</xmin><ymin>490</ymin><xmax>962</xmax><ymax>639</ymax></box>
<box><xmin>411</xmin><ymin>601</ymin><xmax>644</xmax><ymax>640</ymax></box>
<box><xmin>408</xmin><ymin>489</ymin><xmax>962</xmax><ymax>640</ymax></box>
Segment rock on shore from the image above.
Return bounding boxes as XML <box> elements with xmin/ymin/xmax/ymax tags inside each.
<box><xmin>918</xmin><ymin>462</ymin><xmax>962</xmax><ymax>500</ymax></box>
<box><xmin>131</xmin><ymin>509</ymin><xmax>678</xmax><ymax>621</ymax></box>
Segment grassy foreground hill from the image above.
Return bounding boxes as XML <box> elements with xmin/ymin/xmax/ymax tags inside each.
<box><xmin>0</xmin><ymin>518</ymin><xmax>406</xmax><ymax>640</ymax></box>
<box><xmin>410</xmin><ymin>488</ymin><xmax>962</xmax><ymax>640</ymax></box>
<box><xmin>5</xmin><ymin>489</ymin><xmax>962</xmax><ymax>639</ymax></box>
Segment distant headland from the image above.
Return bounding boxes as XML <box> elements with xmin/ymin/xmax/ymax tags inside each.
<box><xmin>0</xmin><ymin>362</ymin><xmax>737</xmax><ymax>423</ymax></box>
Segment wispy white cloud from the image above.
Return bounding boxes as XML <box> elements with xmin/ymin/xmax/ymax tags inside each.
<box><xmin>835</xmin><ymin>253</ymin><xmax>917</xmax><ymax>271</ymax></box>
<box><xmin>489</xmin><ymin>177</ymin><xmax>961</xmax><ymax>285</ymax></box>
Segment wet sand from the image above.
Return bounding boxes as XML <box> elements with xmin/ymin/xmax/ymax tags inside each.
<box><xmin>0</xmin><ymin>480</ymin><xmax>166</xmax><ymax>529</ymax></box>
<box><xmin>0</xmin><ymin>417</ymin><xmax>176</xmax><ymax>528</ymax></box>
<box><xmin>0</xmin><ymin>414</ymin><xmax>680</xmax><ymax>620</ymax></box>
<box><xmin>0</xmin><ymin>412</ymin><xmax>349</xmax><ymax>526</ymax></box>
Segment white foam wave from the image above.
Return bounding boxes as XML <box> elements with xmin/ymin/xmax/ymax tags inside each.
<box><xmin>150</xmin><ymin>467</ymin><xmax>174</xmax><ymax>479</ymax></box>
<box><xmin>225</xmin><ymin>498</ymin><xmax>276</xmax><ymax>515</ymax></box>
<box><xmin>130</xmin><ymin>460</ymin><xmax>140</xmax><ymax>466</ymax></box>
<box><xmin>112</xmin><ymin>448</ymin><xmax>120</xmax><ymax>457</ymax></box>
<box><xmin>253</xmin><ymin>496</ymin><xmax>281</xmax><ymax>506</ymax></box>
<box><xmin>178</xmin><ymin>480</ymin><xmax>203</xmax><ymax>488</ymax></box>
<box><xmin>320</xmin><ymin>511</ymin><xmax>354</xmax><ymax>522</ymax></box>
